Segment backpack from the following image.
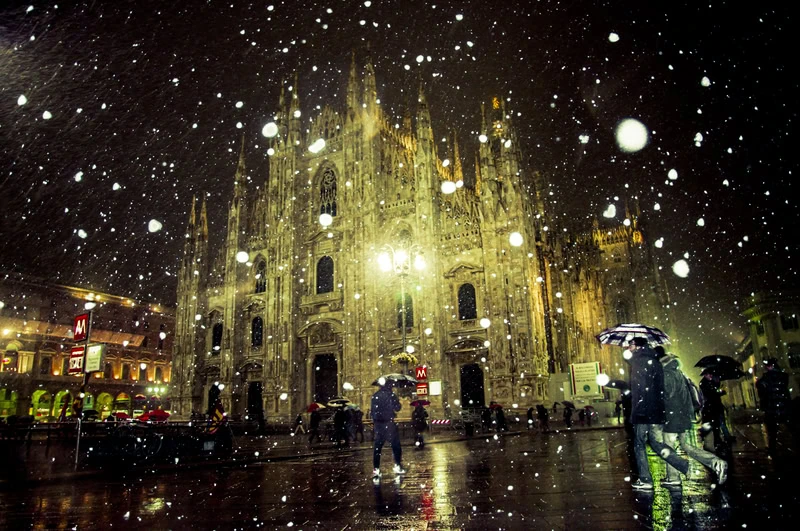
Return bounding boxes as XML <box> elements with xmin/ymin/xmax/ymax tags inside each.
<box><xmin>686</xmin><ymin>376</ymin><xmax>704</xmax><ymax>413</ymax></box>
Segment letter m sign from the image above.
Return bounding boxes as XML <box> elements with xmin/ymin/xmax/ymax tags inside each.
<box><xmin>73</xmin><ymin>313</ymin><xmax>90</xmax><ymax>342</ymax></box>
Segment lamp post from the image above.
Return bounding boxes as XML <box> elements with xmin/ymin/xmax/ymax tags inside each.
<box><xmin>378</xmin><ymin>244</ymin><xmax>425</xmax><ymax>361</ymax></box>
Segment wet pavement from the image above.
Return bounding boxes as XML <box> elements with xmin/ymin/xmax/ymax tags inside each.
<box><xmin>1</xmin><ymin>420</ymin><xmax>798</xmax><ymax>530</ymax></box>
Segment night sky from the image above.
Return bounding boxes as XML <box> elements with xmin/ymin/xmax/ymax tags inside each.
<box><xmin>1</xmin><ymin>0</ymin><xmax>797</xmax><ymax>363</ymax></box>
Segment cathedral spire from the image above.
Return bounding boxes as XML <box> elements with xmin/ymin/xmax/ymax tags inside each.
<box><xmin>188</xmin><ymin>195</ymin><xmax>196</xmax><ymax>229</ymax></box>
<box><xmin>199</xmin><ymin>198</ymin><xmax>208</xmax><ymax>241</ymax></box>
<box><xmin>288</xmin><ymin>72</ymin><xmax>301</xmax><ymax>144</ymax></box>
<box><xmin>233</xmin><ymin>135</ymin><xmax>247</xmax><ymax>201</ymax></box>
<box><xmin>363</xmin><ymin>48</ymin><xmax>378</xmax><ymax>112</ymax></box>
<box><xmin>416</xmin><ymin>82</ymin><xmax>433</xmax><ymax>143</ymax></box>
<box><xmin>347</xmin><ymin>50</ymin><xmax>359</xmax><ymax>112</ymax></box>
<box><xmin>474</xmin><ymin>152</ymin><xmax>482</xmax><ymax>196</ymax></box>
<box><xmin>452</xmin><ymin>130</ymin><xmax>464</xmax><ymax>184</ymax></box>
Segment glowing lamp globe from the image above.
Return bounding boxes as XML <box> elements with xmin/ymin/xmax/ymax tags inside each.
<box><xmin>319</xmin><ymin>213</ymin><xmax>333</xmax><ymax>227</ymax></box>
<box><xmin>509</xmin><ymin>232</ymin><xmax>524</xmax><ymax>247</ymax></box>
<box><xmin>480</xmin><ymin>318</ymin><xmax>491</xmax><ymax>329</ymax></box>
<box><xmin>596</xmin><ymin>373</ymin><xmax>610</xmax><ymax>386</ymax></box>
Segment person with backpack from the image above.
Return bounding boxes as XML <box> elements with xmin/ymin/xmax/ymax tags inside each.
<box><xmin>657</xmin><ymin>348</ymin><xmax>728</xmax><ymax>487</ymax></box>
<box><xmin>757</xmin><ymin>357</ymin><xmax>793</xmax><ymax>452</ymax></box>
<box><xmin>370</xmin><ymin>379</ymin><xmax>406</xmax><ymax>480</ymax></box>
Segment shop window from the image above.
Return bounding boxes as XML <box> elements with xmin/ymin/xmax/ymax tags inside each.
<box><xmin>122</xmin><ymin>364</ymin><xmax>131</xmax><ymax>380</ymax></box>
<box><xmin>155</xmin><ymin>367</ymin><xmax>163</xmax><ymax>382</ymax></box>
<box><xmin>104</xmin><ymin>363</ymin><xmax>113</xmax><ymax>379</ymax></box>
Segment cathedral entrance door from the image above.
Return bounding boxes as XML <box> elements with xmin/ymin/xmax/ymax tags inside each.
<box><xmin>460</xmin><ymin>363</ymin><xmax>485</xmax><ymax>408</ymax></box>
<box><xmin>313</xmin><ymin>354</ymin><xmax>337</xmax><ymax>404</ymax></box>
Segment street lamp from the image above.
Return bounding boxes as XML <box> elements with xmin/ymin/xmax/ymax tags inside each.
<box><xmin>378</xmin><ymin>244</ymin><xmax>425</xmax><ymax>357</ymax></box>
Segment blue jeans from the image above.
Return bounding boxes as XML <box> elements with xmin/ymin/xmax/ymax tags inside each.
<box><xmin>634</xmin><ymin>423</ymin><xmax>689</xmax><ymax>483</ymax></box>
<box><xmin>373</xmin><ymin>421</ymin><xmax>402</xmax><ymax>469</ymax></box>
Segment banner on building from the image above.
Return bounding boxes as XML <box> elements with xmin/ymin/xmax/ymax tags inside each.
<box><xmin>569</xmin><ymin>362</ymin><xmax>603</xmax><ymax>397</ymax></box>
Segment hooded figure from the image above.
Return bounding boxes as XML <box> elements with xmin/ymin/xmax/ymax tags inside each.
<box><xmin>658</xmin><ymin>351</ymin><xmax>728</xmax><ymax>486</ymax></box>
<box><xmin>661</xmin><ymin>354</ymin><xmax>695</xmax><ymax>434</ymax></box>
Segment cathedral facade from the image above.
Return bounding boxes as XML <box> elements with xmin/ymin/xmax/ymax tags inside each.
<box><xmin>171</xmin><ymin>56</ymin><xmax>673</xmax><ymax>421</ymax></box>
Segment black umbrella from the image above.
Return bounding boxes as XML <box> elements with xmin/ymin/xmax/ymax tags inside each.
<box><xmin>326</xmin><ymin>397</ymin><xmax>352</xmax><ymax>408</ymax></box>
<box><xmin>695</xmin><ymin>354</ymin><xmax>741</xmax><ymax>369</ymax></box>
<box><xmin>561</xmin><ymin>400</ymin><xmax>576</xmax><ymax>409</ymax></box>
<box><xmin>371</xmin><ymin>373</ymin><xmax>418</xmax><ymax>388</ymax></box>
<box><xmin>700</xmin><ymin>366</ymin><xmax>746</xmax><ymax>381</ymax></box>
<box><xmin>605</xmin><ymin>379</ymin><xmax>629</xmax><ymax>391</ymax></box>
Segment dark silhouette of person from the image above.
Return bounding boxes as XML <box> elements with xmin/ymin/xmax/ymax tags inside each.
<box><xmin>564</xmin><ymin>406</ymin><xmax>574</xmax><ymax>428</ymax></box>
<box><xmin>481</xmin><ymin>407</ymin><xmax>492</xmax><ymax>433</ymax></box>
<box><xmin>493</xmin><ymin>404</ymin><xmax>507</xmax><ymax>432</ymax></box>
<box><xmin>412</xmin><ymin>404</ymin><xmax>429</xmax><ymax>448</ymax></box>
<box><xmin>700</xmin><ymin>372</ymin><xmax>728</xmax><ymax>452</ymax></box>
<box><xmin>371</xmin><ymin>380</ymin><xmax>405</xmax><ymax>479</ymax></box>
<box><xmin>757</xmin><ymin>357</ymin><xmax>792</xmax><ymax>452</ymax></box>
<box><xmin>536</xmin><ymin>404</ymin><xmax>550</xmax><ymax>432</ymax></box>
<box><xmin>526</xmin><ymin>407</ymin><xmax>535</xmax><ymax>429</ymax></box>
<box><xmin>308</xmin><ymin>409</ymin><xmax>322</xmax><ymax>445</ymax></box>
<box><xmin>333</xmin><ymin>407</ymin><xmax>349</xmax><ymax>448</ymax></box>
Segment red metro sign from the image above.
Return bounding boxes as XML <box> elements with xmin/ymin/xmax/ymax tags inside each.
<box><xmin>73</xmin><ymin>313</ymin><xmax>90</xmax><ymax>342</ymax></box>
<box><xmin>415</xmin><ymin>366</ymin><xmax>428</xmax><ymax>380</ymax></box>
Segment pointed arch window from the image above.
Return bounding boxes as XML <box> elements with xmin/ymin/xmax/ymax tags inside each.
<box><xmin>255</xmin><ymin>261</ymin><xmax>267</xmax><ymax>293</ymax></box>
<box><xmin>320</xmin><ymin>168</ymin><xmax>338</xmax><ymax>217</ymax></box>
<box><xmin>615</xmin><ymin>300</ymin><xmax>630</xmax><ymax>324</ymax></box>
<box><xmin>316</xmin><ymin>256</ymin><xmax>334</xmax><ymax>294</ymax></box>
<box><xmin>458</xmin><ymin>283</ymin><xmax>478</xmax><ymax>320</ymax></box>
<box><xmin>396</xmin><ymin>294</ymin><xmax>414</xmax><ymax>330</ymax></box>
<box><xmin>252</xmin><ymin>317</ymin><xmax>264</xmax><ymax>347</ymax></box>
<box><xmin>212</xmin><ymin>323</ymin><xmax>223</xmax><ymax>353</ymax></box>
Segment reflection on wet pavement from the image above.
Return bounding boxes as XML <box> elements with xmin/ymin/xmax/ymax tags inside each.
<box><xmin>0</xmin><ymin>425</ymin><xmax>797</xmax><ymax>529</ymax></box>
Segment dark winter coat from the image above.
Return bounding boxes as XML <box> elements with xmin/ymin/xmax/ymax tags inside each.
<box><xmin>371</xmin><ymin>386</ymin><xmax>401</xmax><ymax>423</ymax></box>
<box><xmin>412</xmin><ymin>406</ymin><xmax>428</xmax><ymax>431</ymax></box>
<box><xmin>660</xmin><ymin>354</ymin><xmax>694</xmax><ymax>433</ymax></box>
<box><xmin>757</xmin><ymin>369</ymin><xmax>792</xmax><ymax>419</ymax></box>
<box><xmin>629</xmin><ymin>346</ymin><xmax>666</xmax><ymax>424</ymax></box>
<box><xmin>700</xmin><ymin>376</ymin><xmax>725</xmax><ymax>421</ymax></box>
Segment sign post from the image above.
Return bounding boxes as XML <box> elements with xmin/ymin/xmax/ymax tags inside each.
<box><xmin>72</xmin><ymin>311</ymin><xmax>92</xmax><ymax>471</ymax></box>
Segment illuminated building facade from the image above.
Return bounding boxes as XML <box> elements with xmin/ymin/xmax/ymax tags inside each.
<box><xmin>0</xmin><ymin>273</ymin><xmax>174</xmax><ymax>420</ymax></box>
<box><xmin>172</xmin><ymin>56</ymin><xmax>673</xmax><ymax>421</ymax></box>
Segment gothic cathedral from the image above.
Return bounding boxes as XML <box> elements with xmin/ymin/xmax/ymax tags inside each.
<box><xmin>171</xmin><ymin>56</ymin><xmax>673</xmax><ymax>421</ymax></box>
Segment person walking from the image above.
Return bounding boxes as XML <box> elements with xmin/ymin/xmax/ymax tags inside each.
<box><xmin>563</xmin><ymin>406</ymin><xmax>574</xmax><ymax>428</ymax></box>
<box><xmin>293</xmin><ymin>413</ymin><xmax>307</xmax><ymax>435</ymax></box>
<box><xmin>412</xmin><ymin>404</ymin><xmax>429</xmax><ymax>448</ymax></box>
<box><xmin>552</xmin><ymin>402</ymin><xmax>559</xmax><ymax>415</ymax></box>
<box><xmin>536</xmin><ymin>404</ymin><xmax>550</xmax><ymax>432</ymax></box>
<box><xmin>350</xmin><ymin>407</ymin><xmax>364</xmax><ymax>444</ymax></box>
<box><xmin>481</xmin><ymin>407</ymin><xmax>493</xmax><ymax>433</ymax></box>
<box><xmin>308</xmin><ymin>408</ymin><xmax>322</xmax><ymax>445</ymax></box>
<box><xmin>628</xmin><ymin>337</ymin><xmax>690</xmax><ymax>491</ymax></box>
<box><xmin>700</xmin><ymin>372</ymin><xmax>729</xmax><ymax>452</ymax></box>
<box><xmin>492</xmin><ymin>403</ymin><xmax>508</xmax><ymax>432</ymax></box>
<box><xmin>578</xmin><ymin>408</ymin><xmax>586</xmax><ymax>426</ymax></box>
<box><xmin>615</xmin><ymin>401</ymin><xmax>622</xmax><ymax>424</ymax></box>
<box><xmin>658</xmin><ymin>350</ymin><xmax>728</xmax><ymax>487</ymax></box>
<box><xmin>756</xmin><ymin>357</ymin><xmax>793</xmax><ymax>453</ymax></box>
<box><xmin>370</xmin><ymin>380</ymin><xmax>406</xmax><ymax>480</ymax></box>
<box><xmin>526</xmin><ymin>407</ymin><xmax>535</xmax><ymax>430</ymax></box>
<box><xmin>333</xmin><ymin>407</ymin><xmax>349</xmax><ymax>449</ymax></box>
